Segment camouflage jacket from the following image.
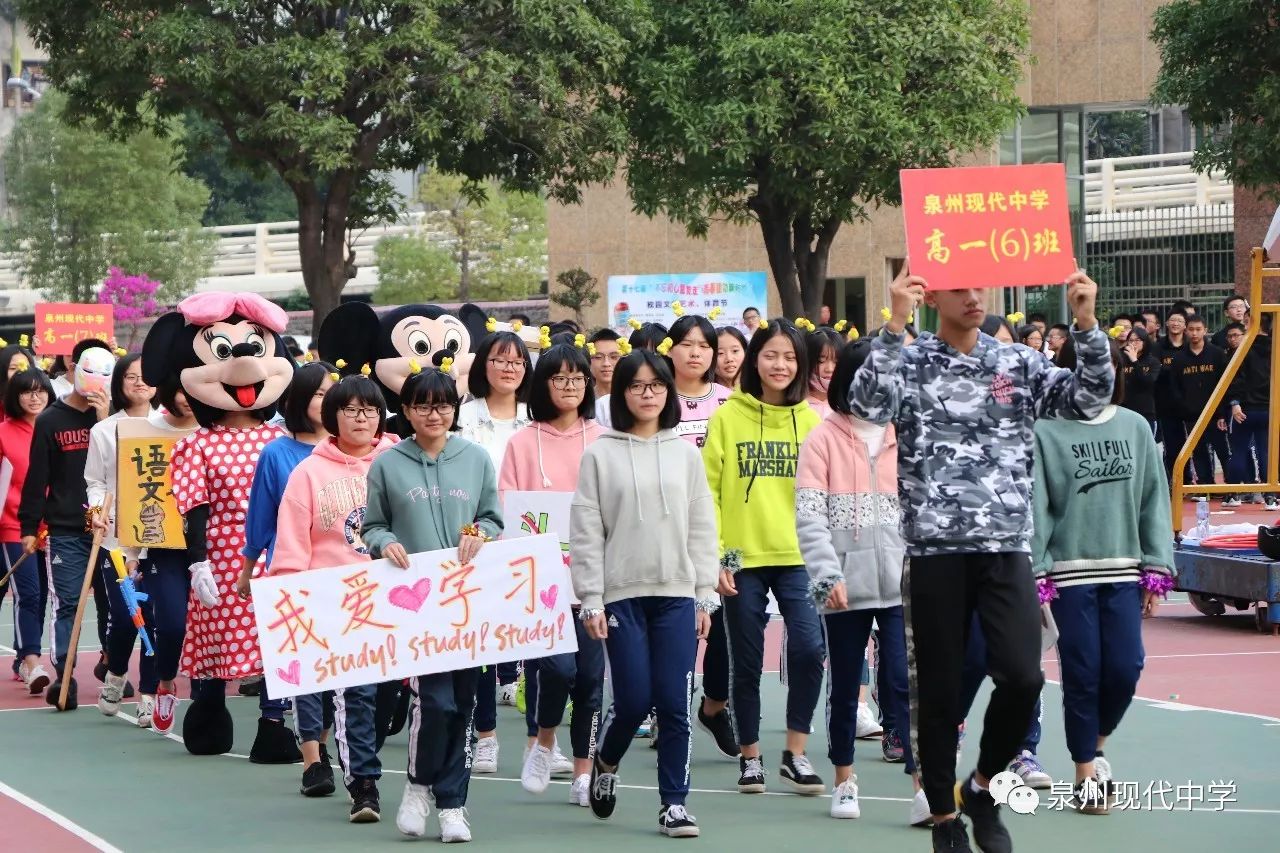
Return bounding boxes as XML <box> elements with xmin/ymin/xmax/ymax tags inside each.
<box><xmin>848</xmin><ymin>325</ymin><xmax>1114</xmax><ymax>555</ymax></box>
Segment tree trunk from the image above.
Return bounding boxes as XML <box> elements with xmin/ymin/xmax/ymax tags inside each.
<box><xmin>752</xmin><ymin>198</ymin><xmax>804</xmax><ymax>319</ymax></box>
<box><xmin>293</xmin><ymin>178</ymin><xmax>351</xmax><ymax>335</ymax></box>
<box><xmin>796</xmin><ymin>216</ymin><xmax>841</xmax><ymax>320</ymax></box>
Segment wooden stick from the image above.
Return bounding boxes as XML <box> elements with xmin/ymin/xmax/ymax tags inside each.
<box><xmin>0</xmin><ymin>550</ymin><xmax>33</xmax><ymax>588</ymax></box>
<box><xmin>57</xmin><ymin>494</ymin><xmax>113</xmax><ymax>712</ymax></box>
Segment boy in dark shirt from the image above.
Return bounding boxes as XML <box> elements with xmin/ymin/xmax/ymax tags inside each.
<box><xmin>1171</xmin><ymin>316</ymin><xmax>1230</xmax><ymax>493</ymax></box>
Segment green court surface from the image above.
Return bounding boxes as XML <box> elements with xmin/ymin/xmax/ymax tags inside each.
<box><xmin>1</xmin><ymin>599</ymin><xmax>1276</xmax><ymax>851</ymax></box>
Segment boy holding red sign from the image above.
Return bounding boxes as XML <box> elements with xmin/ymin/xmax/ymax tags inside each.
<box><xmin>848</xmin><ymin>262</ymin><xmax>1113</xmax><ymax>853</ymax></box>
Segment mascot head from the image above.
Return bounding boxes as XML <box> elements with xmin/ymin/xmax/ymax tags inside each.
<box><xmin>141</xmin><ymin>292</ymin><xmax>297</xmax><ymax>428</ymax></box>
<box><xmin>318</xmin><ymin>302</ymin><xmax>488</xmax><ymax>407</ymax></box>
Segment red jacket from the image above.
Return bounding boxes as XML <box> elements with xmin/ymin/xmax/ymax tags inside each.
<box><xmin>0</xmin><ymin>418</ymin><xmax>35</xmax><ymax>541</ymax></box>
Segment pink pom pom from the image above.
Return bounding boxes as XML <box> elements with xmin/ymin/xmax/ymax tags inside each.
<box><xmin>1140</xmin><ymin>570</ymin><xmax>1175</xmax><ymax>598</ymax></box>
<box><xmin>1037</xmin><ymin>576</ymin><xmax>1058</xmax><ymax>604</ymax></box>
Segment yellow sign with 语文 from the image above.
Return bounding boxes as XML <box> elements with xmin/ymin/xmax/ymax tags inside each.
<box><xmin>115</xmin><ymin>418</ymin><xmax>195</xmax><ymax>549</ymax></box>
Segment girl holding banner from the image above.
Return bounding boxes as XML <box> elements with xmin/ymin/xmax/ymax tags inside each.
<box><xmin>362</xmin><ymin>366</ymin><xmax>502</xmax><ymax>844</ymax></box>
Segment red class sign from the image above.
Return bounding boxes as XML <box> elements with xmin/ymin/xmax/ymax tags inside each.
<box><xmin>34</xmin><ymin>303</ymin><xmax>115</xmax><ymax>356</ymax></box>
<box><xmin>899</xmin><ymin>163</ymin><xmax>1076</xmax><ymax>291</ymax></box>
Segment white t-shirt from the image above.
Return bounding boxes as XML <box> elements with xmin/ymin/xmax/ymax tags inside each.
<box><xmin>458</xmin><ymin>398</ymin><xmax>531</xmax><ymax>472</ymax></box>
<box><xmin>849</xmin><ymin>417</ymin><xmax>887</xmax><ymax>458</ymax></box>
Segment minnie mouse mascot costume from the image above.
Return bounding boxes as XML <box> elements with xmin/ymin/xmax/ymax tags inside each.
<box><xmin>142</xmin><ymin>292</ymin><xmax>298</xmax><ymax>757</ymax></box>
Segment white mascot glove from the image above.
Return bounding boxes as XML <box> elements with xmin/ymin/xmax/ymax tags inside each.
<box><xmin>188</xmin><ymin>560</ymin><xmax>220</xmax><ymax>608</ymax></box>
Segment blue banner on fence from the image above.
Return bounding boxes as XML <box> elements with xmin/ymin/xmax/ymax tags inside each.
<box><xmin>606</xmin><ymin>272</ymin><xmax>768</xmax><ymax>332</ymax></box>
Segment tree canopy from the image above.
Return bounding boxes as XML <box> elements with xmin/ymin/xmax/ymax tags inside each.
<box><xmin>19</xmin><ymin>0</ymin><xmax>647</xmax><ymax>330</ymax></box>
<box><xmin>179</xmin><ymin>111</ymin><xmax>297</xmax><ymax>226</ymax></box>
<box><xmin>2</xmin><ymin>91</ymin><xmax>213</xmax><ymax>303</ymax></box>
<box><xmin>619</xmin><ymin>0</ymin><xmax>1029</xmax><ymax>317</ymax></box>
<box><xmin>1152</xmin><ymin>0</ymin><xmax>1280</xmax><ymax>195</ymax></box>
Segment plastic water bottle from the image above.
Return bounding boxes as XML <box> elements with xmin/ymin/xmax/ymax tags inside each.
<box><xmin>1196</xmin><ymin>497</ymin><xmax>1211</xmax><ymax>541</ymax></box>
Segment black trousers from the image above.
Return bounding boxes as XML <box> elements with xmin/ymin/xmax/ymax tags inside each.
<box><xmin>903</xmin><ymin>552</ymin><xmax>1043</xmax><ymax>816</ymax></box>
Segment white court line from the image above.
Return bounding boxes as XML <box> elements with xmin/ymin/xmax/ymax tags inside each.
<box><xmin>1043</xmin><ymin>676</ymin><xmax>1280</xmax><ymax>725</ymax></box>
<box><xmin>0</xmin><ymin>780</ymin><xmax>125</xmax><ymax>853</ymax></box>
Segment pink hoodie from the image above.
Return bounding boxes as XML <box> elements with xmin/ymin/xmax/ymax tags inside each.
<box><xmin>499</xmin><ymin>418</ymin><xmax>603</xmax><ymax>494</ymax></box>
<box><xmin>269</xmin><ymin>434</ymin><xmax>399</xmax><ymax>575</ymax></box>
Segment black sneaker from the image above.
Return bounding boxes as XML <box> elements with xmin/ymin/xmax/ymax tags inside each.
<box><xmin>123</xmin><ymin>680</ymin><xmax>136</xmax><ymax>699</ymax></box>
<box><xmin>737</xmin><ymin>756</ymin><xmax>766</xmax><ymax>793</ymax></box>
<box><xmin>957</xmin><ymin>774</ymin><xmax>1012</xmax><ymax>853</ymax></box>
<box><xmin>696</xmin><ymin>705</ymin><xmax>740</xmax><ymax>758</ymax></box>
<box><xmin>658</xmin><ymin>804</ymin><xmax>700</xmax><ymax>838</ymax></box>
<box><xmin>94</xmin><ymin>655</ymin><xmax>108</xmax><ymax>682</ymax></box>
<box><xmin>932</xmin><ymin>817</ymin><xmax>973</xmax><ymax>852</ymax></box>
<box><xmin>45</xmin><ymin>677</ymin><xmax>78</xmax><ymax>711</ymax></box>
<box><xmin>1072</xmin><ymin>777</ymin><xmax>1110</xmax><ymax>815</ymax></box>
<box><xmin>778</xmin><ymin>750</ymin><xmax>824</xmax><ymax>795</ymax></box>
<box><xmin>301</xmin><ymin>759</ymin><xmax>336</xmax><ymax>797</ymax></box>
<box><xmin>348</xmin><ymin>778</ymin><xmax>380</xmax><ymax>823</ymax></box>
<box><xmin>588</xmin><ymin>756</ymin><xmax>619</xmax><ymax>820</ymax></box>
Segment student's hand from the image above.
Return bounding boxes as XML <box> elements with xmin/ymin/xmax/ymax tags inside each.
<box><xmin>235</xmin><ymin>570</ymin><xmax>253</xmax><ymax>601</ymax></box>
<box><xmin>458</xmin><ymin>534</ymin><xmax>485</xmax><ymax>565</ymax></box>
<box><xmin>695</xmin><ymin>610</ymin><xmax>711</xmax><ymax>640</ymax></box>
<box><xmin>1232</xmin><ymin>404</ymin><xmax>1247</xmax><ymax>424</ymax></box>
<box><xmin>90</xmin><ymin>512</ymin><xmax>110</xmax><ymax>535</ymax></box>
<box><xmin>1141</xmin><ymin>589</ymin><xmax>1158</xmax><ymax>618</ymax></box>
<box><xmin>825</xmin><ymin>581</ymin><xmax>848</xmax><ymax>612</ymax></box>
<box><xmin>584</xmin><ymin>612</ymin><xmax>608</xmax><ymax>640</ymax></box>
<box><xmin>383</xmin><ymin>542</ymin><xmax>411</xmax><ymax>570</ymax></box>
<box><xmin>888</xmin><ymin>260</ymin><xmax>927</xmax><ymax>333</ymax></box>
<box><xmin>1064</xmin><ymin>262</ymin><xmax>1098</xmax><ymax>331</ymax></box>
<box><xmin>716</xmin><ymin>569</ymin><xmax>738</xmax><ymax>597</ymax></box>
<box><xmin>126</xmin><ymin>560</ymin><xmax>141</xmax><ymax>581</ymax></box>
<box><xmin>1216</xmin><ymin>418</ymin><xmax>1227</xmax><ymax>432</ymax></box>
<box><xmin>21</xmin><ymin>536</ymin><xmax>38</xmax><ymax>555</ymax></box>
<box><xmin>84</xmin><ymin>389</ymin><xmax>110</xmax><ymax>422</ymax></box>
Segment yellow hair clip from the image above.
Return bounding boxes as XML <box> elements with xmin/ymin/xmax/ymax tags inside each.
<box><xmin>511</xmin><ymin>319</ymin><xmax>524</xmax><ymax>332</ymax></box>
<box><xmin>0</xmin><ymin>337</ymin><xmax>7</xmax><ymax>348</ymax></box>
<box><xmin>586</xmin><ymin>342</ymin><xmax>597</xmax><ymax>357</ymax></box>
<box><xmin>329</xmin><ymin>372</ymin><xmax>340</xmax><ymax>382</ymax></box>
<box><xmin>19</xmin><ymin>334</ymin><xmax>29</xmax><ymax>348</ymax></box>
<box><xmin>1108</xmin><ymin>325</ymin><xmax>1126</xmax><ymax>339</ymax></box>
<box><xmin>796</xmin><ymin>317</ymin><xmax>816</xmax><ymax>332</ymax></box>
<box><xmin>40</xmin><ymin>357</ymin><xmax>53</xmax><ymax>371</ymax></box>
<box><xmin>114</xmin><ymin>347</ymin><xmax>127</xmax><ymax>357</ymax></box>
<box><xmin>708</xmin><ymin>307</ymin><xmax>723</xmax><ymax>321</ymax></box>
<box><xmin>847</xmin><ymin>326</ymin><xmax>861</xmax><ymax>341</ymax></box>
<box><xmin>834</xmin><ymin>320</ymin><xmax>848</xmax><ymax>332</ymax></box>
<box><xmin>880</xmin><ymin>307</ymin><xmax>892</xmax><ymax>322</ymax></box>
<box><xmin>486</xmin><ymin>317</ymin><xmax>497</xmax><ymax>333</ymax></box>
<box><xmin>656</xmin><ymin>337</ymin><xmax>674</xmax><ymax>356</ymax></box>
<box><xmin>627</xmin><ymin>318</ymin><xmax>643</xmax><ymax>330</ymax></box>
<box><xmin>408</xmin><ymin>359</ymin><xmax>422</xmax><ymax>375</ymax></box>
<box><xmin>671</xmin><ymin>301</ymin><xmax>685</xmax><ymax>317</ymax></box>
<box><xmin>617</xmin><ymin>339</ymin><xmax>633</xmax><ymax>356</ymax></box>
<box><xmin>335</xmin><ymin>359</ymin><xmax>347</xmax><ymax>369</ymax></box>
<box><xmin>303</xmin><ymin>351</ymin><xmax>314</xmax><ymax>362</ymax></box>
<box><xmin>1007</xmin><ymin>312</ymin><xmax>1025</xmax><ymax>325</ymax></box>
<box><xmin>574</xmin><ymin>333</ymin><xmax>586</xmax><ymax>349</ymax></box>
<box><xmin>360</xmin><ymin>363</ymin><xmax>372</xmax><ymax>377</ymax></box>
<box><xmin>440</xmin><ymin>356</ymin><xmax>454</xmax><ymax>373</ymax></box>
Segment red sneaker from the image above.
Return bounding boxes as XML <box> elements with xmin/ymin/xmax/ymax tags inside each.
<box><xmin>153</xmin><ymin>685</ymin><xmax>179</xmax><ymax>734</ymax></box>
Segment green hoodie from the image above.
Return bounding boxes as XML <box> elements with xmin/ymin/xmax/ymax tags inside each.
<box><xmin>362</xmin><ymin>434</ymin><xmax>503</xmax><ymax>558</ymax></box>
<box><xmin>703</xmin><ymin>389</ymin><xmax>820</xmax><ymax>568</ymax></box>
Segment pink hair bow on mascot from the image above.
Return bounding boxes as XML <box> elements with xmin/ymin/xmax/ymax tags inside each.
<box><xmin>141</xmin><ymin>292</ymin><xmax>297</xmax><ymax>758</ymax></box>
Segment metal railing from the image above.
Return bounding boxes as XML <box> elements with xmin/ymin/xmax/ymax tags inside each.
<box><xmin>1084</xmin><ymin>152</ymin><xmax>1232</xmax><ymax>213</ymax></box>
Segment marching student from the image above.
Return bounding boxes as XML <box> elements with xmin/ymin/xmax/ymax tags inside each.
<box><xmin>1032</xmin><ymin>337</ymin><xmax>1174</xmax><ymax>814</ymax></box>
<box><xmin>849</xmin><ymin>261</ymin><xmax>1112</xmax><ymax>853</ymax></box>
<box><xmin>804</xmin><ymin>327</ymin><xmax>843</xmax><ymax>419</ymax></box>
<box><xmin>796</xmin><ymin>339</ymin><xmax>927</xmax><ymax>824</ymax></box>
<box><xmin>1170</xmin><ymin>315</ymin><xmax>1230</xmax><ymax>494</ymax></box>
<box><xmin>571</xmin><ymin>349</ymin><xmax>719</xmax><ymax>837</ymax></box>
<box><xmin>268</xmin><ymin>375</ymin><xmax>397</xmax><ymax>821</ymax></box>
<box><xmin>715</xmin><ymin>327</ymin><xmax>748</xmax><ymax>390</ymax></box>
<box><xmin>702</xmin><ymin>320</ymin><xmax>826</xmax><ymax>796</ymax></box>
<box><xmin>362</xmin><ymin>366</ymin><xmax>503</xmax><ymax>843</ymax></box>
<box><xmin>1154</xmin><ymin>310</ymin><xmax>1188</xmax><ymax>486</ymax></box>
<box><xmin>663</xmin><ymin>315</ymin><xmax>731</xmax><ymax>448</ymax></box>
<box><xmin>507</xmin><ymin>343</ymin><xmax>605</xmax><ymax>807</ymax></box>
<box><xmin>458</xmin><ymin>330</ymin><xmax>532</xmax><ymax>767</ymax></box>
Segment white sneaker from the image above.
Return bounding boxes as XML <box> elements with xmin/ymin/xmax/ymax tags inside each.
<box><xmin>439</xmin><ymin>807</ymin><xmax>471</xmax><ymax>843</ymax></box>
<box><xmin>98</xmin><ymin>672</ymin><xmax>126</xmax><ymax>716</ymax></box>
<box><xmin>473</xmin><ymin>737</ymin><xmax>498</xmax><ymax>774</ymax></box>
<box><xmin>910</xmin><ymin>789</ymin><xmax>933</xmax><ymax>827</ymax></box>
<box><xmin>497</xmin><ymin>684</ymin><xmax>517</xmax><ymax>706</ymax></box>
<box><xmin>136</xmin><ymin>694</ymin><xmax>155</xmax><ymax>728</ymax></box>
<box><xmin>24</xmin><ymin>663</ymin><xmax>51</xmax><ymax>696</ymax></box>
<box><xmin>855</xmin><ymin>703</ymin><xmax>882</xmax><ymax>739</ymax></box>
<box><xmin>396</xmin><ymin>781</ymin><xmax>432</xmax><ymax>838</ymax></box>
<box><xmin>521</xmin><ymin>744</ymin><xmax>554</xmax><ymax>794</ymax></box>
<box><xmin>830</xmin><ymin>777</ymin><xmax>861</xmax><ymax>819</ymax></box>
<box><xmin>1008</xmin><ymin>750</ymin><xmax>1052</xmax><ymax>789</ymax></box>
<box><xmin>550</xmin><ymin>743</ymin><xmax>575</xmax><ymax>775</ymax></box>
<box><xmin>1095</xmin><ymin>755</ymin><xmax>1113</xmax><ymax>785</ymax></box>
<box><xmin>571</xmin><ymin>773</ymin><xmax>591</xmax><ymax>807</ymax></box>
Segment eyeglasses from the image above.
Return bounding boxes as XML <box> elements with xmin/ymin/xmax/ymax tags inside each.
<box><xmin>590</xmin><ymin>353</ymin><xmax>621</xmax><ymax>364</ymax></box>
<box><xmin>124</xmin><ymin>374</ymin><xmax>148</xmax><ymax>385</ymax></box>
<box><xmin>20</xmin><ymin>389</ymin><xmax>47</xmax><ymax>398</ymax></box>
<box><xmin>550</xmin><ymin>375</ymin><xmax>587</xmax><ymax>390</ymax></box>
<box><xmin>409</xmin><ymin>403</ymin><xmax>456</xmax><ymax>417</ymax></box>
<box><xmin>340</xmin><ymin>406</ymin><xmax>381</xmax><ymax>420</ymax></box>
<box><xmin>489</xmin><ymin>358</ymin><xmax>525</xmax><ymax>372</ymax></box>
<box><xmin>626</xmin><ymin>381</ymin><xmax>667</xmax><ymax>397</ymax></box>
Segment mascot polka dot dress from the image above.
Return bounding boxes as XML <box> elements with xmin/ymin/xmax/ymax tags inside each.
<box><xmin>173</xmin><ymin>423</ymin><xmax>284</xmax><ymax>679</ymax></box>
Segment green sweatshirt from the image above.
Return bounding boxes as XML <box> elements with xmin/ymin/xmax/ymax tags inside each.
<box><xmin>362</xmin><ymin>434</ymin><xmax>503</xmax><ymax>558</ymax></box>
<box><xmin>702</xmin><ymin>389</ymin><xmax>820</xmax><ymax>569</ymax></box>
<box><xmin>1031</xmin><ymin>405</ymin><xmax>1175</xmax><ymax>586</ymax></box>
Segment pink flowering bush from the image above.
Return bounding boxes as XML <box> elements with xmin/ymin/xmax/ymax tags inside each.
<box><xmin>97</xmin><ymin>267</ymin><xmax>162</xmax><ymax>349</ymax></box>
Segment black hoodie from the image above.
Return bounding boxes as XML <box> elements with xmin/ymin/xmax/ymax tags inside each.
<box><xmin>18</xmin><ymin>399</ymin><xmax>98</xmax><ymax>538</ymax></box>
<box><xmin>1225</xmin><ymin>334</ymin><xmax>1271</xmax><ymax>411</ymax></box>
<box><xmin>1170</xmin><ymin>342</ymin><xmax>1229</xmax><ymax>423</ymax></box>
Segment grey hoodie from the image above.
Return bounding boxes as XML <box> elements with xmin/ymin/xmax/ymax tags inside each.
<box><xmin>570</xmin><ymin>429</ymin><xmax>719</xmax><ymax>611</ymax></box>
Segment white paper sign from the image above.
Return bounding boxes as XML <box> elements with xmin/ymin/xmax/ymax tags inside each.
<box><xmin>503</xmin><ymin>490</ymin><xmax>574</xmax><ymax>603</ymax></box>
<box><xmin>250</xmin><ymin>534</ymin><xmax>577</xmax><ymax>699</ymax></box>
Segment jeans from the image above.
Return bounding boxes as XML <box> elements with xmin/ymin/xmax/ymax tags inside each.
<box><xmin>903</xmin><ymin>553</ymin><xmax>1044</xmax><ymax>817</ymax></box>
<box><xmin>960</xmin><ymin>611</ymin><xmax>1042</xmax><ymax>755</ymax></box>
<box><xmin>142</xmin><ymin>549</ymin><xmax>189</xmax><ymax>683</ymax></box>
<box><xmin>597</xmin><ymin>597</ymin><xmax>697</xmax><ymax>805</ymax></box>
<box><xmin>721</xmin><ymin>565</ymin><xmax>825</xmax><ymax>747</ymax></box>
<box><xmin>48</xmin><ymin>534</ymin><xmax>94</xmax><ymax>671</ymax></box>
<box><xmin>334</xmin><ymin>684</ymin><xmax>382</xmax><ymax>785</ymax></box>
<box><xmin>823</xmin><ymin>606</ymin><xmax>915</xmax><ymax>773</ymax></box>
<box><xmin>1051</xmin><ymin>582</ymin><xmax>1145</xmax><ymax>764</ymax></box>
<box><xmin>1228</xmin><ymin>410</ymin><xmax>1269</xmax><ymax>488</ymax></box>
<box><xmin>534</xmin><ymin>617</ymin><xmax>606</xmax><ymax>759</ymax></box>
<box><xmin>4</xmin><ymin>542</ymin><xmax>47</xmax><ymax>660</ymax></box>
<box><xmin>407</xmin><ymin>668</ymin><xmax>480</xmax><ymax>809</ymax></box>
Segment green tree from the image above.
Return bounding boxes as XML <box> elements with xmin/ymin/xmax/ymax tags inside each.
<box><xmin>550</xmin><ymin>267</ymin><xmax>600</xmax><ymax>328</ymax></box>
<box><xmin>1152</xmin><ymin>0</ymin><xmax>1280</xmax><ymax>195</ymax></box>
<box><xmin>374</xmin><ymin>172</ymin><xmax>546</xmax><ymax>305</ymax></box>
<box><xmin>2</xmin><ymin>91</ymin><xmax>213</xmax><ymax>303</ymax></box>
<box><xmin>179</xmin><ymin>111</ymin><xmax>297</xmax><ymax>226</ymax></box>
<box><xmin>19</xmin><ymin>0</ymin><xmax>645</xmax><ymax>332</ymax></box>
<box><xmin>619</xmin><ymin>0</ymin><xmax>1029</xmax><ymax>318</ymax></box>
